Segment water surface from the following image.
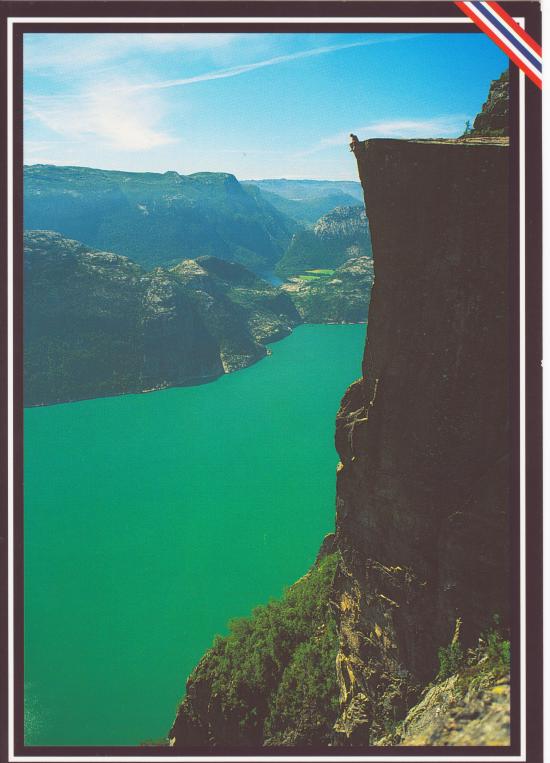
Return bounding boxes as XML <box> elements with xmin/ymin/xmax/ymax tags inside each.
<box><xmin>24</xmin><ymin>324</ymin><xmax>366</xmax><ymax>746</ymax></box>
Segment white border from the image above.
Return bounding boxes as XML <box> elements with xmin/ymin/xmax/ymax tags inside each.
<box><xmin>6</xmin><ymin>14</ymin><xmax>528</xmax><ymax>763</ymax></box>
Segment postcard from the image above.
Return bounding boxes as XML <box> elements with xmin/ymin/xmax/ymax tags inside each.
<box><xmin>1</xmin><ymin>2</ymin><xmax>543</xmax><ymax>761</ymax></box>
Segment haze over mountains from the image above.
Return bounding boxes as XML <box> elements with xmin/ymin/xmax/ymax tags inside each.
<box><xmin>242</xmin><ymin>179</ymin><xmax>363</xmax><ymax>225</ymax></box>
<box><xmin>24</xmin><ymin>166</ymin><xmax>298</xmax><ymax>273</ymax></box>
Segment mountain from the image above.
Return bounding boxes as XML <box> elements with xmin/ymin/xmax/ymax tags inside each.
<box><xmin>243</xmin><ymin>179</ymin><xmax>363</xmax><ymax>201</ymax></box>
<box><xmin>333</xmin><ymin>136</ymin><xmax>510</xmax><ymax>744</ymax></box>
<box><xmin>276</xmin><ymin>206</ymin><xmax>372</xmax><ymax>276</ymax></box>
<box><xmin>243</xmin><ymin>179</ymin><xmax>364</xmax><ymax>225</ymax></box>
<box><xmin>171</xmin><ymin>255</ymin><xmax>301</xmax><ymax>348</ymax></box>
<box><xmin>24</xmin><ymin>166</ymin><xmax>298</xmax><ymax>273</ymax></box>
<box><xmin>24</xmin><ymin>231</ymin><xmax>300</xmax><ymax>406</ymax></box>
<box><xmin>24</xmin><ymin>222</ymin><xmax>371</xmax><ymax>406</ymax></box>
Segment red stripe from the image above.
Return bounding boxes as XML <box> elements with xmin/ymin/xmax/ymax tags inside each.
<box><xmin>486</xmin><ymin>1</ymin><xmax>542</xmax><ymax>58</ymax></box>
<box><xmin>454</xmin><ymin>1</ymin><xmax>542</xmax><ymax>89</ymax></box>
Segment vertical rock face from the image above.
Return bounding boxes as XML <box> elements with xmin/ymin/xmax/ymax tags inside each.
<box><xmin>470</xmin><ymin>70</ymin><xmax>509</xmax><ymax>137</ymax></box>
<box><xmin>334</xmin><ymin>138</ymin><xmax>510</xmax><ymax>742</ymax></box>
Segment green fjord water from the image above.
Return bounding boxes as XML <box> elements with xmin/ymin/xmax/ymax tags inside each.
<box><xmin>24</xmin><ymin>324</ymin><xmax>366</xmax><ymax>746</ymax></box>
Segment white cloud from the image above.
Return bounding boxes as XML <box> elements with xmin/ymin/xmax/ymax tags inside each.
<box><xmin>24</xmin><ymin>34</ymin><xmax>423</xmax><ymax>156</ymax></box>
<box><xmin>25</xmin><ymin>81</ymin><xmax>176</xmax><ymax>151</ymax></box>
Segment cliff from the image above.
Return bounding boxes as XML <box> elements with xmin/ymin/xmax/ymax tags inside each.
<box><xmin>334</xmin><ymin>137</ymin><xmax>510</xmax><ymax>742</ymax></box>
<box><xmin>167</xmin><ymin>135</ymin><xmax>510</xmax><ymax>748</ymax></box>
<box><xmin>467</xmin><ymin>69</ymin><xmax>509</xmax><ymax>137</ymax></box>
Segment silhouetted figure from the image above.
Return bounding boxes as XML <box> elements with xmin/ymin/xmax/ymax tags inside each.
<box><xmin>349</xmin><ymin>133</ymin><xmax>359</xmax><ymax>152</ymax></box>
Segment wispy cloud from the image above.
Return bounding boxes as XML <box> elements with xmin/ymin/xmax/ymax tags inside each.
<box><xmin>24</xmin><ymin>34</ymin><xmax>423</xmax><ymax>154</ymax></box>
<box><xmin>122</xmin><ymin>35</ymin><xmax>420</xmax><ymax>94</ymax></box>
<box><xmin>298</xmin><ymin>115</ymin><xmax>469</xmax><ymax>156</ymax></box>
<box><xmin>24</xmin><ymin>33</ymin><xmax>243</xmax><ymax>73</ymax></box>
<box><xmin>25</xmin><ymin>82</ymin><xmax>176</xmax><ymax>151</ymax></box>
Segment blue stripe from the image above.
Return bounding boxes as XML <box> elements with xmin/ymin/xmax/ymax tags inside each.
<box><xmin>474</xmin><ymin>2</ymin><xmax>542</xmax><ymax>73</ymax></box>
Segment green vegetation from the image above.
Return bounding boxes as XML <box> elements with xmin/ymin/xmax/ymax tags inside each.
<box><xmin>295</xmin><ymin>270</ymin><xmax>336</xmax><ymax>281</ymax></box>
<box><xmin>171</xmin><ymin>553</ymin><xmax>340</xmax><ymax>746</ymax></box>
<box><xmin>437</xmin><ymin>642</ymin><xmax>465</xmax><ymax>682</ymax></box>
<box><xmin>437</xmin><ymin>615</ymin><xmax>510</xmax><ymax>692</ymax></box>
<box><xmin>283</xmin><ymin>257</ymin><xmax>374</xmax><ymax>324</ymax></box>
<box><xmin>376</xmin><ymin>616</ymin><xmax>511</xmax><ymax>746</ymax></box>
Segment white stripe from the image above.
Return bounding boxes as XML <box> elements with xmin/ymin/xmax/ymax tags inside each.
<box><xmin>7</xmin><ymin>16</ymin><xmax>472</xmax><ymax>23</ymax></box>
<box><xmin>480</xmin><ymin>2</ymin><xmax>542</xmax><ymax>64</ymax></box>
<box><xmin>463</xmin><ymin>1</ymin><xmax>542</xmax><ymax>81</ymax></box>
<box><xmin>4</xmin><ymin>760</ymin><xmax>525</xmax><ymax>763</ymax></box>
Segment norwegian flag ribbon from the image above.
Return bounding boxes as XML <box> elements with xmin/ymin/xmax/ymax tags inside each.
<box><xmin>454</xmin><ymin>1</ymin><xmax>542</xmax><ymax>89</ymax></box>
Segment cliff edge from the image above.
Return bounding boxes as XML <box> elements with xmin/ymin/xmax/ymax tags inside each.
<box><xmin>334</xmin><ymin>137</ymin><xmax>510</xmax><ymax>743</ymax></box>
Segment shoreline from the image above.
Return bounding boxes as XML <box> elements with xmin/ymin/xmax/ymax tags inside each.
<box><xmin>25</xmin><ymin>322</ymin><xmax>368</xmax><ymax>409</ymax></box>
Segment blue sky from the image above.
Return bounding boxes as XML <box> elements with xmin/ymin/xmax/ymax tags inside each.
<box><xmin>24</xmin><ymin>32</ymin><xmax>507</xmax><ymax>180</ymax></box>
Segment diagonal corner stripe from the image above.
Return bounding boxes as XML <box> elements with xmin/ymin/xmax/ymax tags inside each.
<box><xmin>454</xmin><ymin>1</ymin><xmax>542</xmax><ymax>89</ymax></box>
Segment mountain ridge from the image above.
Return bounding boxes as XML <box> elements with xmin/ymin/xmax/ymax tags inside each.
<box><xmin>24</xmin><ymin>165</ymin><xmax>298</xmax><ymax>273</ymax></box>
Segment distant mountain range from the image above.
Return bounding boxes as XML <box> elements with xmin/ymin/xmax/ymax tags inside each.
<box><xmin>24</xmin><ymin>166</ymin><xmax>368</xmax><ymax>273</ymax></box>
<box><xmin>24</xmin><ymin>165</ymin><xmax>298</xmax><ymax>273</ymax></box>
<box><xmin>243</xmin><ymin>178</ymin><xmax>363</xmax><ymax>201</ymax></box>
<box><xmin>243</xmin><ymin>179</ymin><xmax>363</xmax><ymax>225</ymax></box>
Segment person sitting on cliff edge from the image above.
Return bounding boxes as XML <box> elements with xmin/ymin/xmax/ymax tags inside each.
<box><xmin>349</xmin><ymin>133</ymin><xmax>359</xmax><ymax>152</ymax></box>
